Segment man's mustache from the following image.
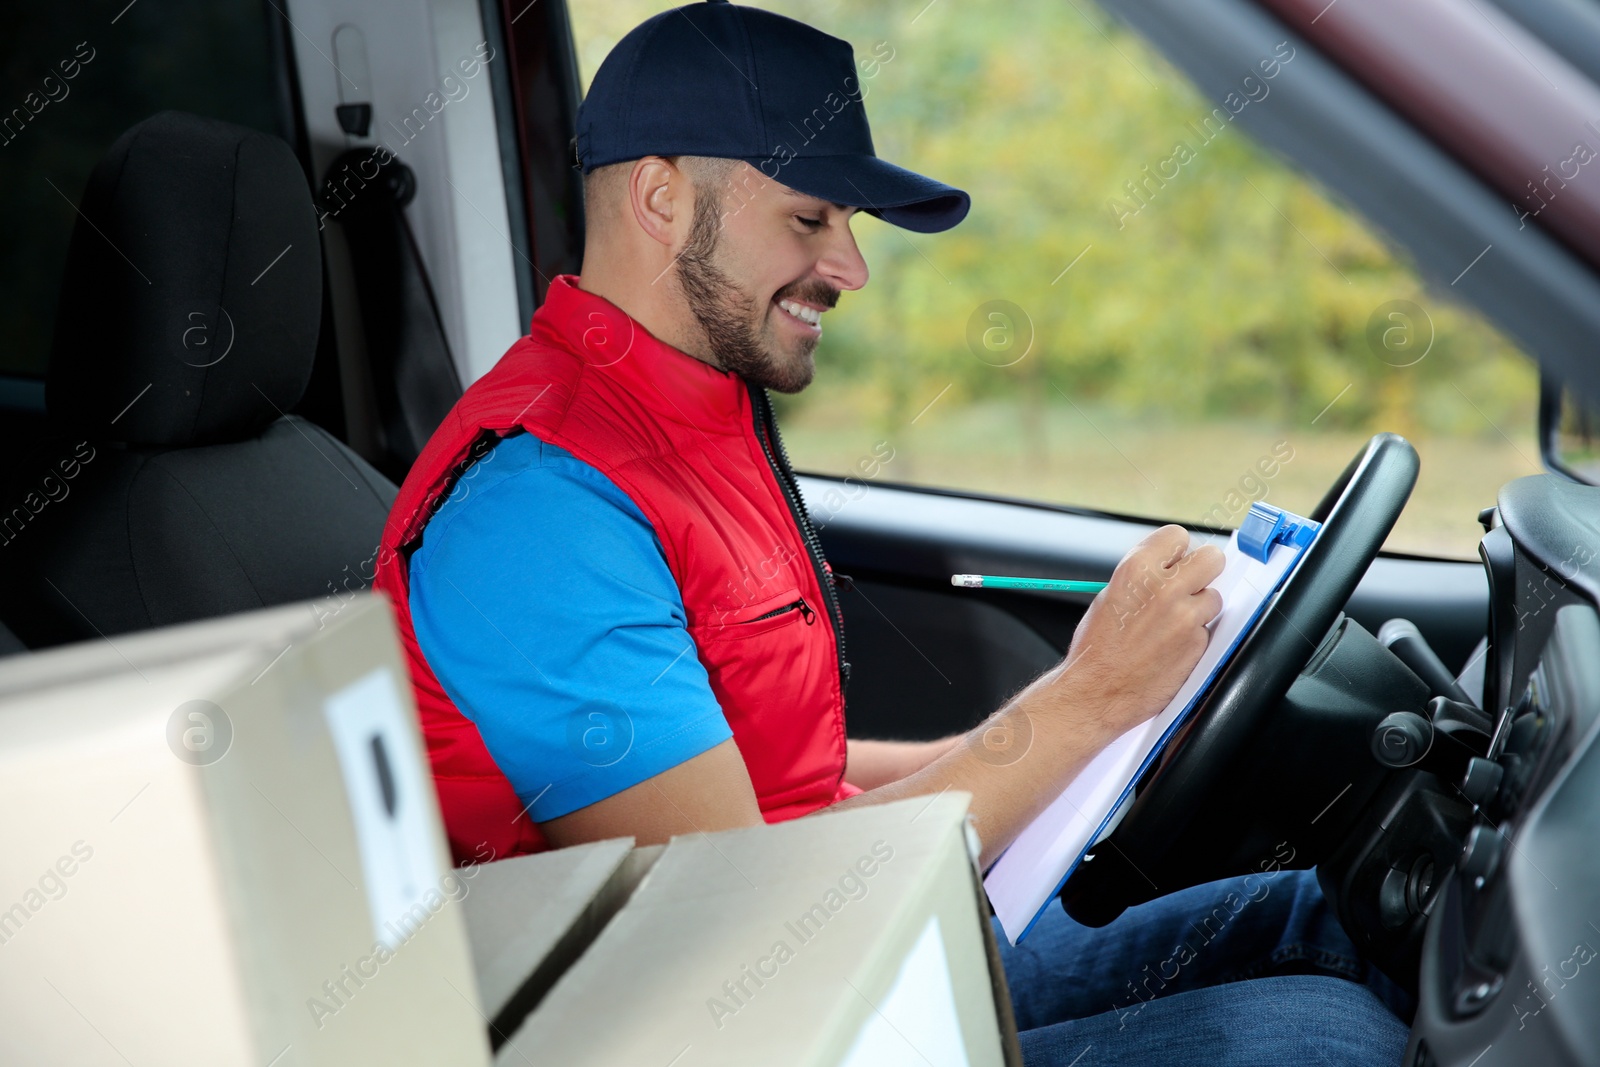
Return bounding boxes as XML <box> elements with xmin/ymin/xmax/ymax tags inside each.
<box><xmin>774</xmin><ymin>281</ymin><xmax>840</xmax><ymax>309</ymax></box>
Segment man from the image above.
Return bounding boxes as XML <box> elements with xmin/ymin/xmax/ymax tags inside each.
<box><xmin>372</xmin><ymin>2</ymin><xmax>1409</xmax><ymax>1061</ymax></box>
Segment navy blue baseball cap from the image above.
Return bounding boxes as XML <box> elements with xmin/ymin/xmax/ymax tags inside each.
<box><xmin>575</xmin><ymin>0</ymin><xmax>970</xmax><ymax>234</ymax></box>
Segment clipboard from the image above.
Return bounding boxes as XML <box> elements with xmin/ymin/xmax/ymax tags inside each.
<box><xmin>983</xmin><ymin>503</ymin><xmax>1321</xmax><ymax>944</ymax></box>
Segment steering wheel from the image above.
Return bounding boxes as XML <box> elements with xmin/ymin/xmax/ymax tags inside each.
<box><xmin>1058</xmin><ymin>433</ymin><xmax>1420</xmax><ymax>926</ymax></box>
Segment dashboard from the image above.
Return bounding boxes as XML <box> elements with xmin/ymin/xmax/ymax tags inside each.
<box><xmin>1407</xmin><ymin>475</ymin><xmax>1600</xmax><ymax>1067</ymax></box>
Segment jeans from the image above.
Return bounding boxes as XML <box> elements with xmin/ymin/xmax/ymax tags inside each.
<box><xmin>993</xmin><ymin>869</ymin><xmax>1413</xmax><ymax>1066</ymax></box>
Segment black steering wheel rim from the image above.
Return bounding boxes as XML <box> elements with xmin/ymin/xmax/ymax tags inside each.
<box><xmin>1059</xmin><ymin>432</ymin><xmax>1419</xmax><ymax>922</ymax></box>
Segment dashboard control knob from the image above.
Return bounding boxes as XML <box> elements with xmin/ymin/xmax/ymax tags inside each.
<box><xmin>1461</xmin><ymin>758</ymin><xmax>1505</xmax><ymax>809</ymax></box>
<box><xmin>1372</xmin><ymin>711</ymin><xmax>1432</xmax><ymax>768</ymax></box>
<box><xmin>1458</xmin><ymin>824</ymin><xmax>1506</xmax><ymax>887</ymax></box>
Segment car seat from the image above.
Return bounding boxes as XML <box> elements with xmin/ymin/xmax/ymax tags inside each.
<box><xmin>0</xmin><ymin>111</ymin><xmax>397</xmax><ymax>648</ymax></box>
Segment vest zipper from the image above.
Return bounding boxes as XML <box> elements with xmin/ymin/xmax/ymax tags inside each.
<box><xmin>749</xmin><ymin>597</ymin><xmax>816</xmax><ymax>624</ymax></box>
<box><xmin>747</xmin><ymin>383</ymin><xmax>851</xmax><ymax>698</ymax></box>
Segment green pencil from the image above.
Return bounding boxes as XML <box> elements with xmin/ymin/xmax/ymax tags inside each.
<box><xmin>950</xmin><ymin>574</ymin><xmax>1109</xmax><ymax>593</ymax></box>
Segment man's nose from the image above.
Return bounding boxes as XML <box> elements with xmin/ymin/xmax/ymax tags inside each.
<box><xmin>817</xmin><ymin>224</ymin><xmax>869</xmax><ymax>292</ymax></box>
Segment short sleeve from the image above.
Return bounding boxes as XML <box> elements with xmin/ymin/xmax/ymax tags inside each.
<box><xmin>407</xmin><ymin>432</ymin><xmax>732</xmax><ymax>821</ymax></box>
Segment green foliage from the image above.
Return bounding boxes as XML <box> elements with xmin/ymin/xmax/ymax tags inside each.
<box><xmin>778</xmin><ymin>0</ymin><xmax>1535</xmax><ymax>439</ymax></box>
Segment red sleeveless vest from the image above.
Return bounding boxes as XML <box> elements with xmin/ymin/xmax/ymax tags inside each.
<box><xmin>373</xmin><ymin>275</ymin><xmax>856</xmax><ymax>864</ymax></box>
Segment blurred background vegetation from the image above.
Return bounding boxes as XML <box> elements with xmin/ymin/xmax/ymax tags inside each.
<box><xmin>574</xmin><ymin>0</ymin><xmax>1542</xmax><ymax>558</ymax></box>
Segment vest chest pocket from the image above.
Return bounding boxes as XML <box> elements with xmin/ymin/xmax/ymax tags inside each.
<box><xmin>687</xmin><ymin>586</ymin><xmax>841</xmax><ymax>802</ymax></box>
<box><xmin>697</xmin><ymin>586</ymin><xmax>816</xmax><ymax>641</ymax></box>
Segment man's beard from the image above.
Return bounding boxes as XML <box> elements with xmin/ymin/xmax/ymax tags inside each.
<box><xmin>674</xmin><ymin>188</ymin><xmax>835</xmax><ymax>394</ymax></box>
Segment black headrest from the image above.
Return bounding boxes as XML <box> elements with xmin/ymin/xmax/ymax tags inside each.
<box><xmin>47</xmin><ymin>111</ymin><xmax>322</xmax><ymax>446</ymax></box>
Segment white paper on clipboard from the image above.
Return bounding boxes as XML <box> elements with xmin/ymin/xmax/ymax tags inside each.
<box><xmin>983</xmin><ymin>518</ymin><xmax>1317</xmax><ymax>944</ymax></box>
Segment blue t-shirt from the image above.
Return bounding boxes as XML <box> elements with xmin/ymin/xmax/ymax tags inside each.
<box><xmin>407</xmin><ymin>432</ymin><xmax>733</xmax><ymax>821</ymax></box>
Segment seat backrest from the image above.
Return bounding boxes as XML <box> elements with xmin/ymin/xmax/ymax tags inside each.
<box><xmin>0</xmin><ymin>111</ymin><xmax>397</xmax><ymax>648</ymax></box>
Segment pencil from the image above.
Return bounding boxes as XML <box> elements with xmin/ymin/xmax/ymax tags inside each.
<box><xmin>950</xmin><ymin>574</ymin><xmax>1109</xmax><ymax>593</ymax></box>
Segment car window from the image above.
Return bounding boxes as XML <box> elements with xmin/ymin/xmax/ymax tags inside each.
<box><xmin>0</xmin><ymin>1</ymin><xmax>279</xmax><ymax>381</ymax></box>
<box><xmin>572</xmin><ymin>0</ymin><xmax>1541</xmax><ymax>560</ymax></box>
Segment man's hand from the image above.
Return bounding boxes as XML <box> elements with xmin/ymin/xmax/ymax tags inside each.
<box><xmin>831</xmin><ymin>524</ymin><xmax>1225</xmax><ymax>866</ymax></box>
<box><xmin>843</xmin><ymin>526</ymin><xmax>1219</xmax><ymax>799</ymax></box>
<box><xmin>1035</xmin><ymin>524</ymin><xmax>1225</xmax><ymax>744</ymax></box>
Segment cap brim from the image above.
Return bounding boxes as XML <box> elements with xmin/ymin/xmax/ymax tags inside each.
<box><xmin>740</xmin><ymin>153</ymin><xmax>970</xmax><ymax>234</ymax></box>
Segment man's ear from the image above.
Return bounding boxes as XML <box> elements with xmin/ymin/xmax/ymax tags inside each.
<box><xmin>628</xmin><ymin>156</ymin><xmax>686</xmax><ymax>248</ymax></box>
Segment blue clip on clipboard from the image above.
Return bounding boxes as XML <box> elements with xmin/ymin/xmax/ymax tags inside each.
<box><xmin>983</xmin><ymin>503</ymin><xmax>1321</xmax><ymax>944</ymax></box>
<box><xmin>1236</xmin><ymin>501</ymin><xmax>1316</xmax><ymax>563</ymax></box>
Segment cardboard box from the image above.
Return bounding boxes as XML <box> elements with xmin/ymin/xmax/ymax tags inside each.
<box><xmin>0</xmin><ymin>595</ymin><xmax>488</xmax><ymax>1066</ymax></box>
<box><xmin>499</xmin><ymin>793</ymin><xmax>1020</xmax><ymax>1067</ymax></box>
<box><xmin>463</xmin><ymin>837</ymin><xmax>662</xmax><ymax>1041</ymax></box>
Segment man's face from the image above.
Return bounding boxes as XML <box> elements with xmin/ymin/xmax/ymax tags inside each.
<box><xmin>673</xmin><ymin>162</ymin><xmax>869</xmax><ymax>394</ymax></box>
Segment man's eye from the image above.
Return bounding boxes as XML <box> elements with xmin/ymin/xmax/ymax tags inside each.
<box><xmin>795</xmin><ymin>215</ymin><xmax>824</xmax><ymax>229</ymax></box>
